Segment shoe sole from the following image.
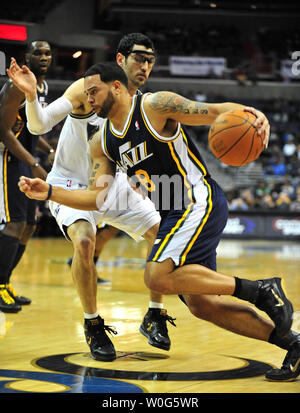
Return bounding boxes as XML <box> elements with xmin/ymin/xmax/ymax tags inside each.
<box><xmin>0</xmin><ymin>306</ymin><xmax>21</xmax><ymax>313</ymax></box>
<box><xmin>273</xmin><ymin>277</ymin><xmax>294</xmax><ymax>337</ymax></box>
<box><xmin>90</xmin><ymin>352</ymin><xmax>116</xmax><ymax>362</ymax></box>
<box><xmin>139</xmin><ymin>326</ymin><xmax>170</xmax><ymax>351</ymax></box>
<box><xmin>265</xmin><ymin>376</ymin><xmax>297</xmax><ymax>382</ymax></box>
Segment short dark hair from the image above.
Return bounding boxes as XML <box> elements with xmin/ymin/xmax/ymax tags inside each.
<box><xmin>116</xmin><ymin>33</ymin><xmax>155</xmax><ymax>56</ymax></box>
<box><xmin>84</xmin><ymin>61</ymin><xmax>128</xmax><ymax>88</ymax></box>
<box><xmin>26</xmin><ymin>40</ymin><xmax>51</xmax><ymax>54</ymax></box>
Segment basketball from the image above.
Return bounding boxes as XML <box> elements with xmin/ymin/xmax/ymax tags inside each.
<box><xmin>208</xmin><ymin>110</ymin><xmax>264</xmax><ymax>166</ymax></box>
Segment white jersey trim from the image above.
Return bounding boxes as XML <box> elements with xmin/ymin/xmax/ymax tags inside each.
<box><xmin>140</xmin><ymin>93</ymin><xmax>181</xmax><ymax>142</ymax></box>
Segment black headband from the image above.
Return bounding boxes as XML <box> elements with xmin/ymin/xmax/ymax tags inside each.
<box><xmin>128</xmin><ymin>49</ymin><xmax>155</xmax><ymax>56</ymax></box>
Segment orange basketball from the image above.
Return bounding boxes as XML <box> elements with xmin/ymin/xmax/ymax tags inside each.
<box><xmin>208</xmin><ymin>110</ymin><xmax>264</xmax><ymax>166</ymax></box>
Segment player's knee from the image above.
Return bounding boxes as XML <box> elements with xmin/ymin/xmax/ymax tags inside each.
<box><xmin>74</xmin><ymin>233</ymin><xmax>95</xmax><ymax>260</ymax></box>
<box><xmin>2</xmin><ymin>221</ymin><xmax>26</xmax><ymax>239</ymax></box>
<box><xmin>144</xmin><ymin>266</ymin><xmax>173</xmax><ymax>294</ymax></box>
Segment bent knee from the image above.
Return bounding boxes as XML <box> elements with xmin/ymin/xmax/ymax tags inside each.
<box><xmin>144</xmin><ymin>263</ymin><xmax>174</xmax><ymax>294</ymax></box>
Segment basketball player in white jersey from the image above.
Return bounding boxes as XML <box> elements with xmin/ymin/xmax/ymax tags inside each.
<box><xmin>8</xmin><ymin>34</ymin><xmax>176</xmax><ymax>361</ymax></box>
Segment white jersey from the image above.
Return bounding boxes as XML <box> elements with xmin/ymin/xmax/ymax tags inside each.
<box><xmin>47</xmin><ymin>111</ymin><xmax>104</xmax><ymax>189</ymax></box>
<box><xmin>46</xmin><ymin>109</ymin><xmax>161</xmax><ymax>240</ymax></box>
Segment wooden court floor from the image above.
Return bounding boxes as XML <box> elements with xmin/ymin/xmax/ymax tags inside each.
<box><xmin>0</xmin><ymin>235</ymin><xmax>299</xmax><ymax>396</ymax></box>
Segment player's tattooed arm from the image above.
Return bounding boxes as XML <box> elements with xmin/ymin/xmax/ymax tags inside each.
<box><xmin>88</xmin><ymin>162</ymin><xmax>100</xmax><ymax>188</ymax></box>
<box><xmin>146</xmin><ymin>91</ymin><xmax>219</xmax><ymax>126</ymax></box>
<box><xmin>148</xmin><ymin>92</ymin><xmax>210</xmax><ymax>115</ymax></box>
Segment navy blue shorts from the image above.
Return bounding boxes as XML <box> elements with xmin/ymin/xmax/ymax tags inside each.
<box><xmin>1</xmin><ymin>151</ymin><xmax>37</xmax><ymax>225</ymax></box>
<box><xmin>148</xmin><ymin>177</ymin><xmax>228</xmax><ymax>270</ymax></box>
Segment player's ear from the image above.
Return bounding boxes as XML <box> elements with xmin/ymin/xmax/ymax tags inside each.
<box><xmin>116</xmin><ymin>52</ymin><xmax>125</xmax><ymax>68</ymax></box>
<box><xmin>112</xmin><ymin>80</ymin><xmax>122</xmax><ymax>94</ymax></box>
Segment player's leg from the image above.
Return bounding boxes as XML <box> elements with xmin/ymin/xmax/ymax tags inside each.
<box><xmin>145</xmin><ymin>180</ymin><xmax>293</xmax><ymax>338</ymax></box>
<box><xmin>184</xmin><ymin>293</ymin><xmax>300</xmax><ymax>382</ymax></box>
<box><xmin>67</xmin><ymin>223</ymin><xmax>118</xmax><ymax>285</ymax></box>
<box><xmin>67</xmin><ymin>220</ymin><xmax>98</xmax><ymax>314</ymax></box>
<box><xmin>49</xmin><ymin>201</ymin><xmax>117</xmax><ymax>361</ymax></box>
<box><xmin>94</xmin><ymin>224</ymin><xmax>120</xmax><ymax>284</ymax></box>
<box><xmin>67</xmin><ymin>220</ymin><xmax>116</xmax><ymax>361</ymax></box>
<box><xmin>184</xmin><ymin>293</ymin><xmax>274</xmax><ymax>340</ymax></box>
<box><xmin>0</xmin><ymin>155</ymin><xmax>27</xmax><ymax>312</ymax></box>
<box><xmin>6</xmin><ymin>198</ymin><xmax>37</xmax><ymax>306</ymax></box>
<box><xmin>0</xmin><ymin>222</ymin><xmax>25</xmax><ymax>313</ymax></box>
<box><xmin>140</xmin><ymin>222</ymin><xmax>176</xmax><ymax>350</ymax></box>
<box><xmin>98</xmin><ymin>178</ymin><xmax>177</xmax><ymax>350</ymax></box>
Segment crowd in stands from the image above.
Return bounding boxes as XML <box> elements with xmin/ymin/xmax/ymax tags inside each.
<box><xmin>226</xmin><ymin>179</ymin><xmax>300</xmax><ymax>212</ymax></box>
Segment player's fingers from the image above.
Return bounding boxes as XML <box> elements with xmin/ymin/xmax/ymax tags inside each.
<box><xmin>21</xmin><ymin>65</ymin><xmax>31</xmax><ymax>74</ymax></box>
<box><xmin>244</xmin><ymin>106</ymin><xmax>264</xmax><ymax>128</ymax></box>
<box><xmin>262</xmin><ymin>123</ymin><xmax>270</xmax><ymax>149</ymax></box>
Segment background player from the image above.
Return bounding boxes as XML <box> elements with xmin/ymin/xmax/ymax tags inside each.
<box><xmin>8</xmin><ymin>34</ymin><xmax>176</xmax><ymax>361</ymax></box>
<box><xmin>0</xmin><ymin>40</ymin><xmax>54</xmax><ymax>313</ymax></box>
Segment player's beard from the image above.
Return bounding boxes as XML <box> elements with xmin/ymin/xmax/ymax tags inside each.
<box><xmin>99</xmin><ymin>90</ymin><xmax>115</xmax><ymax>118</ymax></box>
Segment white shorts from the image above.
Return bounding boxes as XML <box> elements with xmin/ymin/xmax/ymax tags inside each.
<box><xmin>48</xmin><ymin>173</ymin><xmax>160</xmax><ymax>242</ymax></box>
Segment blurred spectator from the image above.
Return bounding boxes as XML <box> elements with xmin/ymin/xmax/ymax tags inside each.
<box><xmin>275</xmin><ymin>191</ymin><xmax>292</xmax><ymax>209</ymax></box>
<box><xmin>227</xmin><ymin>189</ymin><xmax>249</xmax><ymax>211</ymax></box>
<box><xmin>283</xmin><ymin>134</ymin><xmax>297</xmax><ymax>161</ymax></box>
<box><xmin>289</xmin><ymin>185</ymin><xmax>300</xmax><ymax>211</ymax></box>
<box><xmin>265</xmin><ymin>154</ymin><xmax>286</xmax><ymax>176</ymax></box>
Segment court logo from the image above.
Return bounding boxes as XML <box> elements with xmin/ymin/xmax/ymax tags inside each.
<box><xmin>34</xmin><ymin>351</ymin><xmax>272</xmax><ymax>383</ymax></box>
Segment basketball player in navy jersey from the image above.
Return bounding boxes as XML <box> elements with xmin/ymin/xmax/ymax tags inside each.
<box><xmin>18</xmin><ymin>62</ymin><xmax>299</xmax><ymax>382</ymax></box>
<box><xmin>0</xmin><ymin>41</ymin><xmax>54</xmax><ymax>312</ymax></box>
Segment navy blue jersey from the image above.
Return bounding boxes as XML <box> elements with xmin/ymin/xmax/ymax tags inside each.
<box><xmin>101</xmin><ymin>93</ymin><xmax>211</xmax><ymax>216</ymax></box>
<box><xmin>13</xmin><ymin>80</ymin><xmax>49</xmax><ymax>155</ymax></box>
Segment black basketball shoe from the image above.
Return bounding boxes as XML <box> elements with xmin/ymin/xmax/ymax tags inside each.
<box><xmin>0</xmin><ymin>285</ymin><xmax>21</xmax><ymax>313</ymax></box>
<box><xmin>84</xmin><ymin>316</ymin><xmax>117</xmax><ymax>361</ymax></box>
<box><xmin>139</xmin><ymin>309</ymin><xmax>176</xmax><ymax>351</ymax></box>
<box><xmin>254</xmin><ymin>277</ymin><xmax>293</xmax><ymax>338</ymax></box>
<box><xmin>265</xmin><ymin>334</ymin><xmax>300</xmax><ymax>382</ymax></box>
<box><xmin>6</xmin><ymin>284</ymin><xmax>31</xmax><ymax>305</ymax></box>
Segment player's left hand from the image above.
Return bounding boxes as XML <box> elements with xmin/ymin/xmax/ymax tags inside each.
<box><xmin>7</xmin><ymin>57</ymin><xmax>37</xmax><ymax>97</ymax></box>
<box><xmin>243</xmin><ymin>106</ymin><xmax>270</xmax><ymax>149</ymax></box>
<box><xmin>18</xmin><ymin>176</ymin><xmax>49</xmax><ymax>200</ymax></box>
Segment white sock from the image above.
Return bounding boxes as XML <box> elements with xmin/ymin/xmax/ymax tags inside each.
<box><xmin>84</xmin><ymin>311</ymin><xmax>99</xmax><ymax>319</ymax></box>
<box><xmin>149</xmin><ymin>301</ymin><xmax>164</xmax><ymax>309</ymax></box>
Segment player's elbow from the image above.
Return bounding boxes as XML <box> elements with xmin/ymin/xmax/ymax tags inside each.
<box><xmin>27</xmin><ymin>124</ymin><xmax>49</xmax><ymax>135</ymax></box>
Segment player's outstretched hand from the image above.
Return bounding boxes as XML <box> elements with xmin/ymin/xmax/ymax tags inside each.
<box><xmin>243</xmin><ymin>106</ymin><xmax>270</xmax><ymax>149</ymax></box>
<box><xmin>18</xmin><ymin>176</ymin><xmax>49</xmax><ymax>200</ymax></box>
<box><xmin>6</xmin><ymin>57</ymin><xmax>37</xmax><ymax>96</ymax></box>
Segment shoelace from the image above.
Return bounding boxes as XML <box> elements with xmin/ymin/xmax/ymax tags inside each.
<box><xmin>163</xmin><ymin>314</ymin><xmax>176</xmax><ymax>327</ymax></box>
<box><xmin>154</xmin><ymin>313</ymin><xmax>177</xmax><ymax>334</ymax></box>
<box><xmin>103</xmin><ymin>324</ymin><xmax>118</xmax><ymax>336</ymax></box>
<box><xmin>0</xmin><ymin>287</ymin><xmax>15</xmax><ymax>305</ymax></box>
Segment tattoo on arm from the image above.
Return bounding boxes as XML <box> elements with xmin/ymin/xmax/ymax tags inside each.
<box><xmin>148</xmin><ymin>92</ymin><xmax>209</xmax><ymax>115</ymax></box>
<box><xmin>88</xmin><ymin>162</ymin><xmax>100</xmax><ymax>187</ymax></box>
